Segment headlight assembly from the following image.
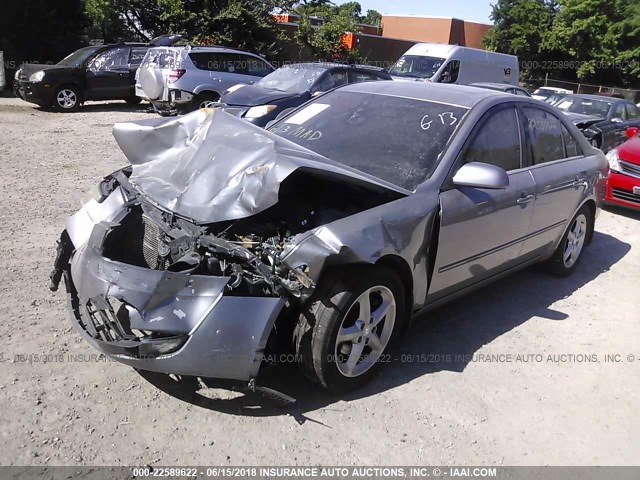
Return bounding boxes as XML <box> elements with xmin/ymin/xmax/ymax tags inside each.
<box><xmin>29</xmin><ymin>70</ymin><xmax>45</xmax><ymax>83</ymax></box>
<box><xmin>606</xmin><ymin>149</ymin><xmax>622</xmax><ymax>173</ymax></box>
<box><xmin>245</xmin><ymin>105</ymin><xmax>277</xmax><ymax>119</ymax></box>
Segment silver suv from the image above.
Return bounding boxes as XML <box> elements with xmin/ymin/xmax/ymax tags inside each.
<box><xmin>136</xmin><ymin>46</ymin><xmax>275</xmax><ymax>115</ymax></box>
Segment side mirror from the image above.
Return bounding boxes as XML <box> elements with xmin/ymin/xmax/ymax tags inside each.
<box><xmin>453</xmin><ymin>162</ymin><xmax>510</xmax><ymax>189</ymax></box>
<box><xmin>611</xmin><ymin>117</ymin><xmax>624</xmax><ymax>123</ymax></box>
<box><xmin>626</xmin><ymin>127</ymin><xmax>639</xmax><ymax>138</ymax></box>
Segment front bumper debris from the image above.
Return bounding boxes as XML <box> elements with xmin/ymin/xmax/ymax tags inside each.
<box><xmin>55</xmin><ymin>187</ymin><xmax>287</xmax><ymax>381</ymax></box>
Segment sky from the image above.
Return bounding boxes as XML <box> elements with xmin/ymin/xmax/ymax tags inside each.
<box><xmin>335</xmin><ymin>0</ymin><xmax>495</xmax><ymax>24</ymax></box>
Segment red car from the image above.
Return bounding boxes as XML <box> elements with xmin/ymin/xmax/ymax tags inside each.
<box><xmin>605</xmin><ymin>127</ymin><xmax>640</xmax><ymax>209</ymax></box>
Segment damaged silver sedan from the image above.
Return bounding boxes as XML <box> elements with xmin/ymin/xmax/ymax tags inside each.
<box><xmin>51</xmin><ymin>81</ymin><xmax>608</xmax><ymax>393</ymax></box>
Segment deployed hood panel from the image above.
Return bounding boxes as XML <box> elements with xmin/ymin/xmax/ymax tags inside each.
<box><xmin>223</xmin><ymin>84</ymin><xmax>302</xmax><ymax>107</ymax></box>
<box><xmin>562</xmin><ymin>112</ymin><xmax>604</xmax><ymax>128</ymax></box>
<box><xmin>112</xmin><ymin>110</ymin><xmax>407</xmax><ymax>225</ymax></box>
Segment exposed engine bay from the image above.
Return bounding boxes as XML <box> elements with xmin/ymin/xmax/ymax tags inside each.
<box><xmin>101</xmin><ymin>167</ymin><xmax>404</xmax><ymax>299</ymax></box>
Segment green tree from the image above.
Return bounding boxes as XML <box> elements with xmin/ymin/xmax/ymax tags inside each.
<box><xmin>83</xmin><ymin>0</ymin><xmax>295</xmax><ymax>57</ymax></box>
<box><xmin>544</xmin><ymin>0</ymin><xmax>627</xmax><ymax>83</ymax></box>
<box><xmin>483</xmin><ymin>0</ymin><xmax>558</xmax><ymax>76</ymax></box>
<box><xmin>293</xmin><ymin>1</ymin><xmax>361</xmax><ymax>61</ymax></box>
<box><xmin>610</xmin><ymin>0</ymin><xmax>640</xmax><ymax>87</ymax></box>
<box><xmin>362</xmin><ymin>9</ymin><xmax>382</xmax><ymax>26</ymax></box>
<box><xmin>0</xmin><ymin>0</ymin><xmax>87</xmax><ymax>78</ymax></box>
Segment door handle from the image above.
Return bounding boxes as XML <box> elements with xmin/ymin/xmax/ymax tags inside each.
<box><xmin>517</xmin><ymin>194</ymin><xmax>534</xmax><ymax>204</ymax></box>
<box><xmin>572</xmin><ymin>177</ymin><xmax>587</xmax><ymax>188</ymax></box>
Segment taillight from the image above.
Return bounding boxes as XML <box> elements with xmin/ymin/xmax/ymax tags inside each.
<box><xmin>168</xmin><ymin>69</ymin><xmax>186</xmax><ymax>83</ymax></box>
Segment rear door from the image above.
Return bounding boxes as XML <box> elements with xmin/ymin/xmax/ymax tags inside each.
<box><xmin>520</xmin><ymin>106</ymin><xmax>587</xmax><ymax>254</ymax></box>
<box><xmin>428</xmin><ymin>104</ymin><xmax>536</xmax><ymax>300</ymax></box>
<box><xmin>85</xmin><ymin>47</ymin><xmax>132</xmax><ymax>100</ymax></box>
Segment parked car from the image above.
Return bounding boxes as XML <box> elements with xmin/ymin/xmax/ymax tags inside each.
<box><xmin>531</xmin><ymin>86</ymin><xmax>573</xmax><ymax>101</ymax></box>
<box><xmin>218</xmin><ymin>63</ymin><xmax>391</xmax><ymax>127</ymax></box>
<box><xmin>389</xmin><ymin>43</ymin><xmax>519</xmax><ymax>85</ymax></box>
<box><xmin>469</xmin><ymin>82</ymin><xmax>531</xmax><ymax>97</ymax></box>
<box><xmin>51</xmin><ymin>82</ymin><xmax>607</xmax><ymax>394</ymax></box>
<box><xmin>135</xmin><ymin>46</ymin><xmax>275</xmax><ymax>115</ymax></box>
<box><xmin>555</xmin><ymin>94</ymin><xmax>640</xmax><ymax>151</ymax></box>
<box><xmin>604</xmin><ymin>127</ymin><xmax>640</xmax><ymax>210</ymax></box>
<box><xmin>14</xmin><ymin>42</ymin><xmax>166</xmax><ymax>111</ymax></box>
<box><xmin>544</xmin><ymin>93</ymin><xmax>567</xmax><ymax>106</ymax></box>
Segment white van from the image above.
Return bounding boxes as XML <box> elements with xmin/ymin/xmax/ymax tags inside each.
<box><xmin>389</xmin><ymin>43</ymin><xmax>519</xmax><ymax>86</ymax></box>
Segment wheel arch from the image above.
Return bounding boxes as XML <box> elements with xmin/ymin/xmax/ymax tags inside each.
<box><xmin>375</xmin><ymin>255</ymin><xmax>414</xmax><ymax>319</ymax></box>
<box><xmin>191</xmin><ymin>86</ymin><xmax>222</xmax><ymax>97</ymax></box>
<box><xmin>52</xmin><ymin>82</ymin><xmax>85</xmax><ymax>105</ymax></box>
<box><xmin>581</xmin><ymin>198</ymin><xmax>597</xmax><ymax>245</ymax></box>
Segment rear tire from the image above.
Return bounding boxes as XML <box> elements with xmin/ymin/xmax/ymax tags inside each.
<box><xmin>53</xmin><ymin>85</ymin><xmax>81</xmax><ymax>112</ymax></box>
<box><xmin>294</xmin><ymin>266</ymin><xmax>407</xmax><ymax>393</ymax></box>
<box><xmin>544</xmin><ymin>205</ymin><xmax>592</xmax><ymax>277</ymax></box>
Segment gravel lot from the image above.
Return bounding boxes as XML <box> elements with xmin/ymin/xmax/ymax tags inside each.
<box><xmin>0</xmin><ymin>97</ymin><xmax>639</xmax><ymax>467</ymax></box>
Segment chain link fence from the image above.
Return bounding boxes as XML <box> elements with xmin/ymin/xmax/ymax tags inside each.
<box><xmin>522</xmin><ymin>76</ymin><xmax>640</xmax><ymax>103</ymax></box>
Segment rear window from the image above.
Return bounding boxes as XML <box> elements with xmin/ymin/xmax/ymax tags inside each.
<box><xmin>140</xmin><ymin>48</ymin><xmax>180</xmax><ymax>69</ymax></box>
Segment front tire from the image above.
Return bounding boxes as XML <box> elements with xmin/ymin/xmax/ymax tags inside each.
<box><xmin>125</xmin><ymin>96</ymin><xmax>142</xmax><ymax>105</ymax></box>
<box><xmin>545</xmin><ymin>205</ymin><xmax>592</xmax><ymax>276</ymax></box>
<box><xmin>294</xmin><ymin>266</ymin><xmax>407</xmax><ymax>393</ymax></box>
<box><xmin>53</xmin><ymin>86</ymin><xmax>81</xmax><ymax>112</ymax></box>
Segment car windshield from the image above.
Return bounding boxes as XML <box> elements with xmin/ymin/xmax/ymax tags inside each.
<box><xmin>256</xmin><ymin>65</ymin><xmax>326</xmax><ymax>94</ymax></box>
<box><xmin>555</xmin><ymin>97</ymin><xmax>612</xmax><ymax>117</ymax></box>
<box><xmin>57</xmin><ymin>46</ymin><xmax>102</xmax><ymax>67</ymax></box>
<box><xmin>269</xmin><ymin>90</ymin><xmax>467</xmax><ymax>191</ymax></box>
<box><xmin>389</xmin><ymin>55</ymin><xmax>445</xmax><ymax>79</ymax></box>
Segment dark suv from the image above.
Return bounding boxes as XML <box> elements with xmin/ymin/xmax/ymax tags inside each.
<box><xmin>14</xmin><ymin>36</ymin><xmax>189</xmax><ymax>111</ymax></box>
<box><xmin>15</xmin><ymin>44</ymin><xmax>149</xmax><ymax>111</ymax></box>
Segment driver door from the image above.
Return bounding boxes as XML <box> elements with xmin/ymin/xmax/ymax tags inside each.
<box><xmin>85</xmin><ymin>47</ymin><xmax>131</xmax><ymax>100</ymax></box>
<box><xmin>428</xmin><ymin>105</ymin><xmax>536</xmax><ymax>302</ymax></box>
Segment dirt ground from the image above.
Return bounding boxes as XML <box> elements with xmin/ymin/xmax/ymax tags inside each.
<box><xmin>0</xmin><ymin>97</ymin><xmax>638</xmax><ymax>467</ymax></box>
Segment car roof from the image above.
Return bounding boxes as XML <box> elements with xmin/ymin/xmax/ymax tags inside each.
<box><xmin>563</xmin><ymin>93</ymin><xmax>625</xmax><ymax>103</ymax></box>
<box><xmin>281</xmin><ymin>62</ymin><xmax>387</xmax><ymax>73</ymax></box>
<box><xmin>339</xmin><ymin>81</ymin><xmax>505</xmax><ymax>109</ymax></box>
<box><xmin>147</xmin><ymin>45</ymin><xmax>264</xmax><ymax>56</ymax></box>
<box><xmin>470</xmin><ymin>82</ymin><xmax>520</xmax><ymax>91</ymax></box>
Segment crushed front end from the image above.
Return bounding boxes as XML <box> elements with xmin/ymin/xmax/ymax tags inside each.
<box><xmin>50</xmin><ymin>170</ymin><xmax>313</xmax><ymax>382</ymax></box>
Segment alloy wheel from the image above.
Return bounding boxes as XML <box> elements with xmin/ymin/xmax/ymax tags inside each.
<box><xmin>56</xmin><ymin>89</ymin><xmax>77</xmax><ymax>109</ymax></box>
<box><xmin>563</xmin><ymin>213</ymin><xmax>587</xmax><ymax>268</ymax></box>
<box><xmin>334</xmin><ymin>285</ymin><xmax>396</xmax><ymax>378</ymax></box>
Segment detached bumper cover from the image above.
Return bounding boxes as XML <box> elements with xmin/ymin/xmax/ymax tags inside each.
<box><xmin>59</xmin><ymin>188</ymin><xmax>286</xmax><ymax>381</ymax></box>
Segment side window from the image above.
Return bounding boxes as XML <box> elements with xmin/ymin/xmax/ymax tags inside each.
<box><xmin>129</xmin><ymin>47</ymin><xmax>148</xmax><ymax>68</ymax></box>
<box><xmin>189</xmin><ymin>52</ymin><xmax>213</xmax><ymax>70</ymax></box>
<box><xmin>612</xmin><ymin>103</ymin><xmax>626</xmax><ymax>121</ymax></box>
<box><xmin>522</xmin><ymin>107</ymin><xmax>566</xmax><ymax>164</ymax></box>
<box><xmin>439</xmin><ymin>60</ymin><xmax>460</xmax><ymax>84</ymax></box>
<box><xmin>88</xmin><ymin>47</ymin><xmax>131</xmax><ymax>72</ymax></box>
<box><xmin>348</xmin><ymin>71</ymin><xmax>383</xmax><ymax>83</ymax></box>
<box><xmin>239</xmin><ymin>55</ymin><xmax>273</xmax><ymax>77</ymax></box>
<box><xmin>461</xmin><ymin>107</ymin><xmax>522</xmax><ymax>171</ymax></box>
<box><xmin>626</xmin><ymin>103</ymin><xmax>639</xmax><ymax>120</ymax></box>
<box><xmin>515</xmin><ymin>89</ymin><xmax>529</xmax><ymax>97</ymax></box>
<box><xmin>561</xmin><ymin>125</ymin><xmax>582</xmax><ymax>158</ymax></box>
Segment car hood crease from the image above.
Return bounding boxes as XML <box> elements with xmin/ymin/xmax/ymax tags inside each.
<box><xmin>112</xmin><ymin>110</ymin><xmax>407</xmax><ymax>225</ymax></box>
